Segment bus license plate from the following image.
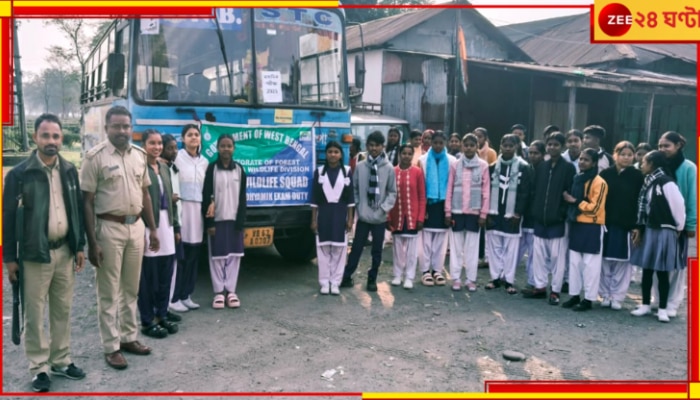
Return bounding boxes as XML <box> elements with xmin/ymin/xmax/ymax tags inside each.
<box><xmin>244</xmin><ymin>227</ymin><xmax>274</xmax><ymax>248</ymax></box>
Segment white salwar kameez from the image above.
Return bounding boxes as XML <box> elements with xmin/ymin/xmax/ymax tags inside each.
<box><xmin>393</xmin><ymin>235</ymin><xmax>419</xmax><ymax>282</ymax></box>
<box><xmin>449</xmin><ymin>230</ymin><xmax>480</xmax><ymax>284</ymax></box>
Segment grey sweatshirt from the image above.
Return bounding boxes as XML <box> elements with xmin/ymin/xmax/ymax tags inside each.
<box><xmin>352</xmin><ymin>157</ymin><xmax>397</xmax><ymax>224</ymax></box>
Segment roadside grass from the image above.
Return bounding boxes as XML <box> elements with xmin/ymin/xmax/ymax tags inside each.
<box><xmin>2</xmin><ymin>148</ymin><xmax>82</xmax><ymax>178</ymax></box>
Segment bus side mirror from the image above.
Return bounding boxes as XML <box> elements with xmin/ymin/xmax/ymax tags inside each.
<box><xmin>107</xmin><ymin>53</ymin><xmax>125</xmax><ymax>92</ymax></box>
<box><xmin>354</xmin><ymin>54</ymin><xmax>365</xmax><ymax>90</ymax></box>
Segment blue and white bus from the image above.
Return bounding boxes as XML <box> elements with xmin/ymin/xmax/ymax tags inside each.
<box><xmin>81</xmin><ymin>8</ymin><xmax>362</xmax><ymax>262</ymax></box>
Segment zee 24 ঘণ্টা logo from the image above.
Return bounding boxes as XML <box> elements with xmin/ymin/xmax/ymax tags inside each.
<box><xmin>597</xmin><ymin>2</ymin><xmax>700</xmax><ymax>38</ymax></box>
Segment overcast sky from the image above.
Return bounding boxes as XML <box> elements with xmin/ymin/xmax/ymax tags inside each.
<box><xmin>17</xmin><ymin>2</ymin><xmax>590</xmax><ymax>75</ymax></box>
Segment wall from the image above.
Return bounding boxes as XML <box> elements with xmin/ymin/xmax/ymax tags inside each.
<box><xmin>386</xmin><ymin>11</ymin><xmax>511</xmax><ymax>61</ymax></box>
<box><xmin>615</xmin><ymin>92</ymin><xmax>697</xmax><ymax>161</ymax></box>
<box><xmin>348</xmin><ymin>49</ymin><xmax>384</xmax><ymax>105</ymax></box>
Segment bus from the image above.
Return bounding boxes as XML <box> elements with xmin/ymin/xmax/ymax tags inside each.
<box><xmin>80</xmin><ymin>8</ymin><xmax>363</xmax><ymax>262</ymax></box>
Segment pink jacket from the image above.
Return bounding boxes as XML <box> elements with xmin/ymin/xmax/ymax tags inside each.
<box><xmin>444</xmin><ymin>157</ymin><xmax>490</xmax><ymax>218</ymax></box>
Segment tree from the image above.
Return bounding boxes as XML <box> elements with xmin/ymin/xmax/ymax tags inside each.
<box><xmin>23</xmin><ymin>69</ymin><xmax>80</xmax><ymax>117</ymax></box>
<box><xmin>91</xmin><ymin>20</ymin><xmax>114</xmax><ymax>49</ymax></box>
<box><xmin>43</xmin><ymin>19</ymin><xmax>108</xmax><ymax>118</ymax></box>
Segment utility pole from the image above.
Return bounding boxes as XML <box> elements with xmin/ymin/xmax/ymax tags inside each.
<box><xmin>13</xmin><ymin>19</ymin><xmax>28</xmax><ymax>151</ymax></box>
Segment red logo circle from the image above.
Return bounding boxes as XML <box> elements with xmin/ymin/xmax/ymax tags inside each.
<box><xmin>598</xmin><ymin>3</ymin><xmax>633</xmax><ymax>37</ymax></box>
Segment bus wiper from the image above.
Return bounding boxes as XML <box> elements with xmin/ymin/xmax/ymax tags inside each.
<box><xmin>214</xmin><ymin>13</ymin><xmax>235</xmax><ymax>102</ymax></box>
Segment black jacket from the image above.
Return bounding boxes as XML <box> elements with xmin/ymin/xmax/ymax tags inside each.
<box><xmin>599</xmin><ymin>166</ymin><xmax>644</xmax><ymax>231</ymax></box>
<box><xmin>201</xmin><ymin>159</ymin><xmax>247</xmax><ymax>230</ymax></box>
<box><xmin>530</xmin><ymin>157</ymin><xmax>576</xmax><ymax>226</ymax></box>
<box><xmin>486</xmin><ymin>160</ymin><xmax>532</xmax><ymax>234</ymax></box>
<box><xmin>3</xmin><ymin>151</ymin><xmax>86</xmax><ymax>263</ymax></box>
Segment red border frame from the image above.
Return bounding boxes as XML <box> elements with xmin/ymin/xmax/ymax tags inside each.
<box><xmin>1</xmin><ymin>3</ymin><xmax>697</xmax><ymax>398</ymax></box>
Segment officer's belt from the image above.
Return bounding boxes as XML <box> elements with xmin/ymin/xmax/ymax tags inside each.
<box><xmin>97</xmin><ymin>213</ymin><xmax>141</xmax><ymax>225</ymax></box>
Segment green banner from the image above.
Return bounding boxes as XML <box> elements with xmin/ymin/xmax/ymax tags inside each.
<box><xmin>200</xmin><ymin>124</ymin><xmax>315</xmax><ymax>206</ymax></box>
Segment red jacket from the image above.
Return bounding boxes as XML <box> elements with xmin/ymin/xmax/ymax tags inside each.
<box><xmin>387</xmin><ymin>166</ymin><xmax>426</xmax><ymax>231</ymax></box>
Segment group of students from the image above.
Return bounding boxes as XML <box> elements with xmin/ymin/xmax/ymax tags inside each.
<box><xmin>137</xmin><ymin>126</ymin><xmax>249</xmax><ymax>339</ymax></box>
<box><xmin>314</xmin><ymin>124</ymin><xmax>695</xmax><ymax>323</ymax></box>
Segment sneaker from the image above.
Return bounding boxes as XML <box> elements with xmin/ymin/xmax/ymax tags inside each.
<box><xmin>610</xmin><ymin>300</ymin><xmax>622</xmax><ymax>310</ymax></box>
<box><xmin>466</xmin><ymin>282</ymin><xmax>477</xmax><ymax>292</ymax></box>
<box><xmin>572</xmin><ymin>299</ymin><xmax>592</xmax><ymax>312</ymax></box>
<box><xmin>561</xmin><ymin>295</ymin><xmax>580</xmax><ymax>309</ymax></box>
<box><xmin>403</xmin><ymin>280</ymin><xmax>413</xmax><ymax>290</ymax></box>
<box><xmin>50</xmin><ymin>363</ymin><xmax>85</xmax><ymax>380</ymax></box>
<box><xmin>451</xmin><ymin>280</ymin><xmax>462</xmax><ymax>291</ymax></box>
<box><xmin>182</xmin><ymin>297</ymin><xmax>200</xmax><ymax>310</ymax></box>
<box><xmin>330</xmin><ymin>284</ymin><xmax>340</xmax><ymax>295</ymax></box>
<box><xmin>169</xmin><ymin>300</ymin><xmax>189</xmax><ymax>313</ymax></box>
<box><xmin>366</xmin><ymin>278</ymin><xmax>378</xmax><ymax>292</ymax></box>
<box><xmin>600</xmin><ymin>298</ymin><xmax>611</xmax><ymax>307</ymax></box>
<box><xmin>631</xmin><ymin>304</ymin><xmax>651</xmax><ymax>316</ymax></box>
<box><xmin>320</xmin><ymin>283</ymin><xmax>330</xmax><ymax>295</ymax></box>
<box><xmin>391</xmin><ymin>277</ymin><xmax>402</xmax><ymax>286</ymax></box>
<box><xmin>658</xmin><ymin>309</ymin><xmax>670</xmax><ymax>323</ymax></box>
<box><xmin>32</xmin><ymin>372</ymin><xmax>51</xmax><ymax>392</ymax></box>
<box><xmin>339</xmin><ymin>277</ymin><xmax>354</xmax><ymax>288</ymax></box>
<box><xmin>548</xmin><ymin>292</ymin><xmax>560</xmax><ymax>305</ymax></box>
<box><xmin>667</xmin><ymin>308</ymin><xmax>678</xmax><ymax>318</ymax></box>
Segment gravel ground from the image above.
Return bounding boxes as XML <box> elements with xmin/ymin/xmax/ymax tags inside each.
<box><xmin>2</xmin><ymin>240</ymin><xmax>691</xmax><ymax>396</ymax></box>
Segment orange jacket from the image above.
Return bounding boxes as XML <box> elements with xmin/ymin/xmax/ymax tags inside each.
<box><xmin>575</xmin><ymin>175</ymin><xmax>607</xmax><ymax>225</ymax></box>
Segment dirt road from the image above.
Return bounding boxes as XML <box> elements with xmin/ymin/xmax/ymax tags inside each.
<box><xmin>2</xmin><ymin>244</ymin><xmax>689</xmax><ymax>396</ymax></box>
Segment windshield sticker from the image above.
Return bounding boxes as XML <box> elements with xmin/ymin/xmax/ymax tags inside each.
<box><xmin>140</xmin><ymin>19</ymin><xmax>160</xmax><ymax>35</ymax></box>
<box><xmin>254</xmin><ymin>8</ymin><xmax>342</xmax><ymax>33</ymax></box>
<box><xmin>261</xmin><ymin>71</ymin><xmax>283</xmax><ymax>103</ymax></box>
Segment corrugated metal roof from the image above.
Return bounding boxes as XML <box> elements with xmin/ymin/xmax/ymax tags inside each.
<box><xmin>470</xmin><ymin>59</ymin><xmax>696</xmax><ymax>93</ymax></box>
<box><xmin>347</xmin><ymin>8</ymin><xmax>445</xmax><ymax>51</ymax></box>
<box><xmin>499</xmin><ymin>13</ymin><xmax>697</xmax><ymax>67</ymax></box>
<box><xmin>346</xmin><ymin>7</ymin><xmax>531</xmax><ymax>61</ymax></box>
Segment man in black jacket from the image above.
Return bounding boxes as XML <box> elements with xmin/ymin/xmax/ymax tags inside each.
<box><xmin>3</xmin><ymin>114</ymin><xmax>87</xmax><ymax>392</ymax></box>
<box><xmin>523</xmin><ymin>132</ymin><xmax>576</xmax><ymax>305</ymax></box>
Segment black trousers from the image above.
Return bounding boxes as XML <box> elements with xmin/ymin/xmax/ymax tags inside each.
<box><xmin>642</xmin><ymin>269</ymin><xmax>670</xmax><ymax>309</ymax></box>
<box><xmin>172</xmin><ymin>243</ymin><xmax>201</xmax><ymax>302</ymax></box>
<box><xmin>138</xmin><ymin>254</ymin><xmax>176</xmax><ymax>326</ymax></box>
<box><xmin>344</xmin><ymin>220</ymin><xmax>386</xmax><ymax>281</ymax></box>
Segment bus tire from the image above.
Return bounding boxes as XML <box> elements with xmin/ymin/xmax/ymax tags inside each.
<box><xmin>274</xmin><ymin>230</ymin><xmax>316</xmax><ymax>263</ymax></box>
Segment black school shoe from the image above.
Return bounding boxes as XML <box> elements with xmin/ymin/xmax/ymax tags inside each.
<box><xmin>340</xmin><ymin>277</ymin><xmax>354</xmax><ymax>288</ymax></box>
<box><xmin>158</xmin><ymin>319</ymin><xmax>179</xmax><ymax>334</ymax></box>
<box><xmin>522</xmin><ymin>288</ymin><xmax>547</xmax><ymax>299</ymax></box>
<box><xmin>165</xmin><ymin>311</ymin><xmax>182</xmax><ymax>322</ymax></box>
<box><xmin>366</xmin><ymin>278</ymin><xmax>377</xmax><ymax>292</ymax></box>
<box><xmin>141</xmin><ymin>323</ymin><xmax>168</xmax><ymax>339</ymax></box>
<box><xmin>32</xmin><ymin>372</ymin><xmax>51</xmax><ymax>392</ymax></box>
<box><xmin>562</xmin><ymin>295</ymin><xmax>581</xmax><ymax>308</ymax></box>
<box><xmin>572</xmin><ymin>299</ymin><xmax>592</xmax><ymax>312</ymax></box>
<box><xmin>548</xmin><ymin>292</ymin><xmax>560</xmax><ymax>305</ymax></box>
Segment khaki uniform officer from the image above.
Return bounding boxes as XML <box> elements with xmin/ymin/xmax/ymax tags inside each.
<box><xmin>2</xmin><ymin>114</ymin><xmax>86</xmax><ymax>392</ymax></box>
<box><xmin>80</xmin><ymin>106</ymin><xmax>160</xmax><ymax>370</ymax></box>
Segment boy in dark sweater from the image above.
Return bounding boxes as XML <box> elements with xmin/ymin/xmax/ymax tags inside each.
<box><xmin>523</xmin><ymin>132</ymin><xmax>576</xmax><ymax>305</ymax></box>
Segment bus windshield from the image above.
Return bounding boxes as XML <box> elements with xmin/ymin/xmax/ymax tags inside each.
<box><xmin>134</xmin><ymin>8</ymin><xmax>347</xmax><ymax>109</ymax></box>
